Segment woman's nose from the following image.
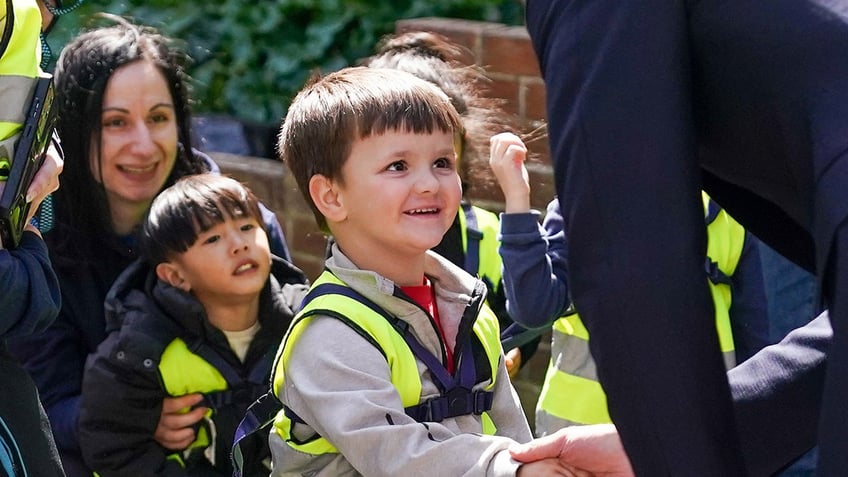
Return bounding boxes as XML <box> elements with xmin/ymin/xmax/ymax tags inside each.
<box><xmin>129</xmin><ymin>124</ymin><xmax>156</xmax><ymax>155</ymax></box>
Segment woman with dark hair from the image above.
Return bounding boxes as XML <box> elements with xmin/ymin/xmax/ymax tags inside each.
<box><xmin>9</xmin><ymin>16</ymin><xmax>291</xmax><ymax>476</ymax></box>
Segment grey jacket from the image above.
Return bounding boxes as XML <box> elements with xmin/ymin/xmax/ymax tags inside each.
<box><xmin>270</xmin><ymin>246</ymin><xmax>532</xmax><ymax>477</ymax></box>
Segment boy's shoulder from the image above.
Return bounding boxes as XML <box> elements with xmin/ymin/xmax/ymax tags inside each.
<box><xmin>101</xmin><ymin>260</ymin><xmax>190</xmax><ymax>359</ymax></box>
<box><xmin>270</xmin><ymin>255</ymin><xmax>309</xmax><ymax>286</ymax></box>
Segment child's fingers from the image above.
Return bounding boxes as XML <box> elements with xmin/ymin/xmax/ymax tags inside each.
<box><xmin>162</xmin><ymin>393</ymin><xmax>205</xmax><ymax>413</ymax></box>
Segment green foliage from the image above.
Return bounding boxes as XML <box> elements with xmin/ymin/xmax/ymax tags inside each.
<box><xmin>46</xmin><ymin>0</ymin><xmax>524</xmax><ymax>125</ymax></box>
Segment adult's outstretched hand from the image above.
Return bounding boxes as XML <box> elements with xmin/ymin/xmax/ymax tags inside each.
<box><xmin>510</xmin><ymin>424</ymin><xmax>635</xmax><ymax>477</ymax></box>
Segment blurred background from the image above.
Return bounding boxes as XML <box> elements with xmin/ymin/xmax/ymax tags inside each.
<box><xmin>46</xmin><ymin>0</ymin><xmax>526</xmax><ymax>158</ymax></box>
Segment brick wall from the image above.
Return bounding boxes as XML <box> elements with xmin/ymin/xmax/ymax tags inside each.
<box><xmin>215</xmin><ymin>16</ymin><xmax>554</xmax><ymax>428</ymax></box>
<box><xmin>217</xmin><ymin>17</ymin><xmax>553</xmax><ymax>281</ymax></box>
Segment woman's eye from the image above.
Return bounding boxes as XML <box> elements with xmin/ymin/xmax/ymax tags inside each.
<box><xmin>102</xmin><ymin>117</ymin><xmax>125</xmax><ymax>128</ymax></box>
<box><xmin>150</xmin><ymin>112</ymin><xmax>171</xmax><ymax>124</ymax></box>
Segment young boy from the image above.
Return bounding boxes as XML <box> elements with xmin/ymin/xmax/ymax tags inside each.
<box><xmin>269</xmin><ymin>66</ymin><xmax>567</xmax><ymax>476</ymax></box>
<box><xmin>77</xmin><ymin>174</ymin><xmax>309</xmax><ymax>477</ymax></box>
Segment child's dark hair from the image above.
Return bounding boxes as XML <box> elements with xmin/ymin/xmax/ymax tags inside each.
<box><xmin>360</xmin><ymin>31</ymin><xmax>517</xmax><ymax>192</ymax></box>
<box><xmin>278</xmin><ymin>66</ymin><xmax>463</xmax><ymax>233</ymax></box>
<box><xmin>141</xmin><ymin>174</ymin><xmax>266</xmax><ymax>265</ymax></box>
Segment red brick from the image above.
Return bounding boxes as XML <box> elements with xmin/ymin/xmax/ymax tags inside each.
<box><xmin>480</xmin><ymin>26</ymin><xmax>540</xmax><ymax>77</ymax></box>
<box><xmin>485</xmin><ymin>77</ymin><xmax>520</xmax><ymax>116</ymax></box>
<box><xmin>523</xmin><ymin>78</ymin><xmax>548</xmax><ymax>123</ymax></box>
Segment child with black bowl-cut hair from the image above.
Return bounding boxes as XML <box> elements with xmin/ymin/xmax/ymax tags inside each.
<box><xmin>78</xmin><ymin>174</ymin><xmax>309</xmax><ymax>477</ymax></box>
<box><xmin>268</xmin><ymin>66</ymin><xmax>571</xmax><ymax>477</ymax></box>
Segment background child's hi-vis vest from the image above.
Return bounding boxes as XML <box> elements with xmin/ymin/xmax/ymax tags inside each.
<box><xmin>0</xmin><ymin>0</ymin><xmax>41</xmax><ymax>177</ymax></box>
<box><xmin>534</xmin><ymin>192</ymin><xmax>745</xmax><ymax>436</ymax></box>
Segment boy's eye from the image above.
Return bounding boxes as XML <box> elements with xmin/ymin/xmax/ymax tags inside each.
<box><xmin>240</xmin><ymin>223</ymin><xmax>255</xmax><ymax>232</ymax></box>
<box><xmin>203</xmin><ymin>235</ymin><xmax>220</xmax><ymax>245</ymax></box>
<box><xmin>434</xmin><ymin>157</ymin><xmax>454</xmax><ymax>169</ymax></box>
<box><xmin>386</xmin><ymin>161</ymin><xmax>406</xmax><ymax>172</ymax></box>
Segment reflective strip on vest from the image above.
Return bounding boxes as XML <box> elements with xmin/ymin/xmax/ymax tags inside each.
<box><xmin>536</xmin><ymin>193</ymin><xmax>745</xmax><ymax>435</ymax></box>
<box><xmin>0</xmin><ymin>0</ymin><xmax>41</xmax><ymax>142</ymax></box>
<box><xmin>272</xmin><ymin>271</ymin><xmax>502</xmax><ymax>456</ymax></box>
<box><xmin>458</xmin><ymin>203</ymin><xmax>503</xmax><ymax>292</ymax></box>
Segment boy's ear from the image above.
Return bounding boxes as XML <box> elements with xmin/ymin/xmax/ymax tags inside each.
<box><xmin>156</xmin><ymin>262</ymin><xmax>191</xmax><ymax>292</ymax></box>
<box><xmin>309</xmin><ymin>174</ymin><xmax>347</xmax><ymax>224</ymax></box>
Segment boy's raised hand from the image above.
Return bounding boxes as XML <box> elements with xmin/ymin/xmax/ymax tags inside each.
<box><xmin>489</xmin><ymin>132</ymin><xmax>530</xmax><ymax>213</ymax></box>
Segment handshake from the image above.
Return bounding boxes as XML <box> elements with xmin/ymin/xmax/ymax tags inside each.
<box><xmin>512</xmin><ymin>424</ymin><xmax>634</xmax><ymax>477</ymax></box>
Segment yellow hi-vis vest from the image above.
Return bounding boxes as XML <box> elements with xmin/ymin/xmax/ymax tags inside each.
<box><xmin>534</xmin><ymin>192</ymin><xmax>746</xmax><ymax>435</ymax></box>
<box><xmin>271</xmin><ymin>271</ymin><xmax>502</xmax><ymax>456</ymax></box>
<box><xmin>458</xmin><ymin>202</ymin><xmax>503</xmax><ymax>292</ymax></box>
<box><xmin>0</xmin><ymin>0</ymin><xmax>42</xmax><ymax>161</ymax></box>
<box><xmin>155</xmin><ymin>336</ymin><xmax>271</xmax><ymax>469</ymax></box>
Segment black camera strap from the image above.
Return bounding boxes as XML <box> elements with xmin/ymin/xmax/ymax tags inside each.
<box><xmin>0</xmin><ymin>0</ymin><xmax>14</xmax><ymax>61</ymax></box>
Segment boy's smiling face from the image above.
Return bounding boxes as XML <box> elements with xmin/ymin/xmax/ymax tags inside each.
<box><xmin>331</xmin><ymin>129</ymin><xmax>461</xmax><ymax>269</ymax></box>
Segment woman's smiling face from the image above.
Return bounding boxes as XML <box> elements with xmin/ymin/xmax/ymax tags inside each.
<box><xmin>91</xmin><ymin>59</ymin><xmax>178</xmax><ymax>215</ymax></box>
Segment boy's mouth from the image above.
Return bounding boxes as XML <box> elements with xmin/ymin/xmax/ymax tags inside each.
<box><xmin>234</xmin><ymin>262</ymin><xmax>257</xmax><ymax>274</ymax></box>
<box><xmin>406</xmin><ymin>207</ymin><xmax>439</xmax><ymax>215</ymax></box>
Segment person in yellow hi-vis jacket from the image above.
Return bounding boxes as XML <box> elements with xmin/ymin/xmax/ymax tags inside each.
<box><xmin>0</xmin><ymin>1</ymin><xmax>64</xmax><ymax>476</ymax></box>
<box><xmin>489</xmin><ymin>132</ymin><xmax>769</xmax><ymax>437</ymax></box>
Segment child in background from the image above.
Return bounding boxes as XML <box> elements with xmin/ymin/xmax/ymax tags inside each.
<box><xmin>359</xmin><ymin>31</ymin><xmax>540</xmax><ymax>377</ymax></box>
<box><xmin>489</xmin><ymin>132</ymin><xmax>769</xmax><ymax>436</ymax></box>
<box><xmin>269</xmin><ymin>66</ymin><xmax>571</xmax><ymax>476</ymax></box>
<box><xmin>78</xmin><ymin>174</ymin><xmax>309</xmax><ymax>476</ymax></box>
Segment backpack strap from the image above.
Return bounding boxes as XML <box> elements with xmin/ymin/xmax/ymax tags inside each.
<box><xmin>231</xmin><ymin>392</ymin><xmax>281</xmax><ymax>477</ymax></box>
<box><xmin>298</xmin><ymin>282</ymin><xmax>493</xmax><ymax>423</ymax></box>
<box><xmin>0</xmin><ymin>415</ymin><xmax>26</xmax><ymax>477</ymax></box>
<box><xmin>186</xmin><ymin>338</ymin><xmax>273</xmax><ymax>411</ymax></box>
<box><xmin>460</xmin><ymin>202</ymin><xmax>483</xmax><ymax>276</ymax></box>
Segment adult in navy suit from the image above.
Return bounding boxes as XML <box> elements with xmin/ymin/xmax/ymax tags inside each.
<box><xmin>525</xmin><ymin>0</ymin><xmax>848</xmax><ymax>474</ymax></box>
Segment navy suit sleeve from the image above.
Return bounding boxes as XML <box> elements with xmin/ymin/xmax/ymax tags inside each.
<box><xmin>729</xmin><ymin>233</ymin><xmax>770</xmax><ymax>363</ymax></box>
<box><xmin>729</xmin><ymin>311</ymin><xmax>829</xmax><ymax>476</ymax></box>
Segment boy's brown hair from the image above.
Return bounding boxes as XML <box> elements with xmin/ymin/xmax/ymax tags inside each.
<box><xmin>360</xmin><ymin>31</ymin><xmax>517</xmax><ymax>193</ymax></box>
<box><xmin>278</xmin><ymin>66</ymin><xmax>463</xmax><ymax>232</ymax></box>
<box><xmin>140</xmin><ymin>173</ymin><xmax>266</xmax><ymax>265</ymax></box>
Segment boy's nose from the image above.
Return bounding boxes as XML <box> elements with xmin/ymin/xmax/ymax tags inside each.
<box><xmin>230</xmin><ymin>234</ymin><xmax>249</xmax><ymax>254</ymax></box>
<box><xmin>414</xmin><ymin>169</ymin><xmax>440</xmax><ymax>193</ymax></box>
